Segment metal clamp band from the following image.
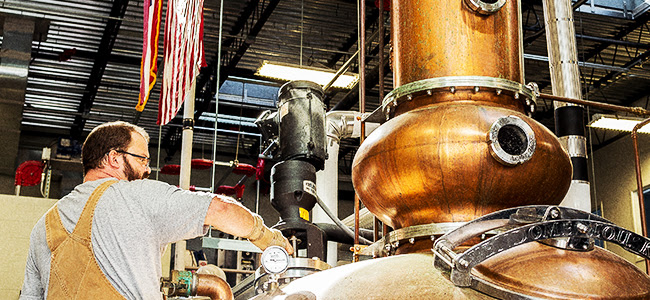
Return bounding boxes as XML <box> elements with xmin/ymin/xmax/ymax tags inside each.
<box><xmin>359</xmin><ymin>222</ymin><xmax>466</xmax><ymax>257</ymax></box>
<box><xmin>433</xmin><ymin>205</ymin><xmax>650</xmax><ymax>289</ymax></box>
<box><xmin>381</xmin><ymin>76</ymin><xmax>537</xmax><ymax>119</ymax></box>
<box><xmin>559</xmin><ymin>135</ymin><xmax>587</xmax><ymax>158</ymax></box>
<box><xmin>435</xmin><ymin>205</ymin><xmax>608</xmax><ymax>248</ymax></box>
<box><xmin>182</xmin><ymin>118</ymin><xmax>195</xmax><ymax>129</ymax></box>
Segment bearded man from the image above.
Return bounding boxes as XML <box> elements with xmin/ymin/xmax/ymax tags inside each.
<box><xmin>20</xmin><ymin>121</ymin><xmax>292</xmax><ymax>299</ymax></box>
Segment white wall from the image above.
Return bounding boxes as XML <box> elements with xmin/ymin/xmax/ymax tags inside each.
<box><xmin>0</xmin><ymin>195</ymin><xmax>56</xmax><ymax>299</ymax></box>
<box><xmin>592</xmin><ymin>133</ymin><xmax>650</xmax><ymax>270</ymax></box>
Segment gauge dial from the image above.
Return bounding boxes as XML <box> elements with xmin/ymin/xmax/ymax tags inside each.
<box><xmin>261</xmin><ymin>246</ymin><xmax>290</xmax><ymax>274</ymax></box>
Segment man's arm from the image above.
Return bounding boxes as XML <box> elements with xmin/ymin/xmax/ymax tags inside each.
<box><xmin>204</xmin><ymin>195</ymin><xmax>293</xmax><ymax>254</ymax></box>
<box><xmin>19</xmin><ymin>242</ymin><xmax>44</xmax><ymax>299</ymax></box>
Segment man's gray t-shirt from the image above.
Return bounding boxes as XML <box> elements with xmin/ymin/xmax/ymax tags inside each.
<box><xmin>20</xmin><ymin>178</ymin><xmax>214</xmax><ymax>299</ymax></box>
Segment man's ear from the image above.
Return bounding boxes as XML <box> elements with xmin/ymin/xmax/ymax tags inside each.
<box><xmin>104</xmin><ymin>150</ymin><xmax>123</xmax><ymax>169</ymax></box>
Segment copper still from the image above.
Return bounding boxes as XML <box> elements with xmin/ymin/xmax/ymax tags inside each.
<box><xmin>246</xmin><ymin>0</ymin><xmax>650</xmax><ymax>299</ymax></box>
<box><xmin>343</xmin><ymin>0</ymin><xmax>650</xmax><ymax>298</ymax></box>
<box><xmin>352</xmin><ymin>0</ymin><xmax>571</xmax><ymax>229</ymax></box>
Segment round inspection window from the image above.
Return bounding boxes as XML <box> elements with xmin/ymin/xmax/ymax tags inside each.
<box><xmin>464</xmin><ymin>0</ymin><xmax>506</xmax><ymax>15</ymax></box>
<box><xmin>488</xmin><ymin>116</ymin><xmax>536</xmax><ymax>166</ymax></box>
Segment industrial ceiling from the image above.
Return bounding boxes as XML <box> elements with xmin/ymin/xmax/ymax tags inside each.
<box><xmin>3</xmin><ymin>0</ymin><xmax>650</xmax><ymax>173</ymax></box>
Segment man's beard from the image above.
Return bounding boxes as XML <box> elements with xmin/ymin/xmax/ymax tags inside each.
<box><xmin>124</xmin><ymin>160</ymin><xmax>150</xmax><ymax>181</ymax></box>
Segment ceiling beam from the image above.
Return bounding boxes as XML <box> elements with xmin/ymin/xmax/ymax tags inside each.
<box><xmin>325</xmin><ymin>8</ymin><xmax>378</xmax><ymax>69</ymax></box>
<box><xmin>331</xmin><ymin>31</ymin><xmax>390</xmax><ymax>111</ymax></box>
<box><xmin>70</xmin><ymin>0</ymin><xmax>129</xmax><ymax>139</ymax></box>
<box><xmin>522</xmin><ymin>0</ymin><xmax>587</xmax><ymax>46</ymax></box>
<box><xmin>33</xmin><ymin>49</ymin><xmax>141</xmax><ymax>65</ymax></box>
<box><xmin>331</xmin><ymin>57</ymin><xmax>389</xmax><ymax>111</ymax></box>
<box><xmin>163</xmin><ymin>0</ymin><xmax>281</xmax><ymax>161</ymax></box>
<box><xmin>585</xmin><ymin>12</ymin><xmax>650</xmax><ymax>100</ymax></box>
<box><xmin>220</xmin><ymin>0</ymin><xmax>281</xmax><ymax>78</ymax></box>
<box><xmin>581</xmin><ymin>11</ymin><xmax>650</xmax><ymax>63</ymax></box>
<box><xmin>591</xmin><ymin>49</ymin><xmax>650</xmax><ymax>91</ymax></box>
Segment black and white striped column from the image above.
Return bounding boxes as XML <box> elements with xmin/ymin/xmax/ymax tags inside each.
<box><xmin>543</xmin><ymin>0</ymin><xmax>591</xmax><ymax>211</ymax></box>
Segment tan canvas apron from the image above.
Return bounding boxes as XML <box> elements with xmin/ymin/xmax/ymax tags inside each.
<box><xmin>45</xmin><ymin>180</ymin><xmax>125</xmax><ymax>299</ymax></box>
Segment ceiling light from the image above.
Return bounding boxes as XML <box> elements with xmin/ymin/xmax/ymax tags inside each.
<box><xmin>588</xmin><ymin>114</ymin><xmax>650</xmax><ymax>134</ymax></box>
<box><xmin>255</xmin><ymin>61</ymin><xmax>359</xmax><ymax>89</ymax></box>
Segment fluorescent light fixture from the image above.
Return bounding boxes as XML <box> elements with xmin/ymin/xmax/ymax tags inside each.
<box><xmin>255</xmin><ymin>61</ymin><xmax>359</xmax><ymax>89</ymax></box>
<box><xmin>588</xmin><ymin>114</ymin><xmax>650</xmax><ymax>134</ymax></box>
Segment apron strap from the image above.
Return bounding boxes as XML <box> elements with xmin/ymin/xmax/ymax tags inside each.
<box><xmin>70</xmin><ymin>180</ymin><xmax>118</xmax><ymax>246</ymax></box>
<box><xmin>45</xmin><ymin>204</ymin><xmax>67</xmax><ymax>252</ymax></box>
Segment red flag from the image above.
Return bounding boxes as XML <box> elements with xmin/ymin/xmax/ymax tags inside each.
<box><xmin>157</xmin><ymin>0</ymin><xmax>207</xmax><ymax>125</ymax></box>
<box><xmin>136</xmin><ymin>0</ymin><xmax>163</xmax><ymax>112</ymax></box>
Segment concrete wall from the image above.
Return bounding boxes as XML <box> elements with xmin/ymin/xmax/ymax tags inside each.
<box><xmin>0</xmin><ymin>195</ymin><xmax>56</xmax><ymax>299</ymax></box>
<box><xmin>592</xmin><ymin>133</ymin><xmax>650</xmax><ymax>270</ymax></box>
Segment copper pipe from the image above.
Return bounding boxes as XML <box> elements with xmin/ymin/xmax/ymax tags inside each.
<box><xmin>220</xmin><ymin>268</ymin><xmax>255</xmax><ymax>274</ymax></box>
<box><xmin>538</xmin><ymin>93</ymin><xmax>650</xmax><ymax>116</ymax></box>
<box><xmin>572</xmin><ymin>0</ymin><xmax>589</xmax><ymax>9</ymax></box>
<box><xmin>195</xmin><ymin>273</ymin><xmax>234</xmax><ymax>300</ymax></box>
<box><xmin>632</xmin><ymin>117</ymin><xmax>650</xmax><ymax>274</ymax></box>
<box><xmin>358</xmin><ymin>0</ymin><xmax>366</xmax><ymax>118</ymax></box>
<box><xmin>354</xmin><ymin>193</ymin><xmax>361</xmax><ymax>254</ymax></box>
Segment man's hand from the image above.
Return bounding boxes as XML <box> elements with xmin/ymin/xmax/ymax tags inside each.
<box><xmin>245</xmin><ymin>214</ymin><xmax>294</xmax><ymax>255</ymax></box>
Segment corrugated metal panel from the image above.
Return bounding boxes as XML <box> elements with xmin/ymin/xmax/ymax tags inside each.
<box><xmin>1</xmin><ymin>0</ymin><xmax>648</xmax><ymax>157</ymax></box>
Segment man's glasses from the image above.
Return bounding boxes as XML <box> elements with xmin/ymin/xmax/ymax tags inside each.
<box><xmin>115</xmin><ymin>150</ymin><xmax>150</xmax><ymax>167</ymax></box>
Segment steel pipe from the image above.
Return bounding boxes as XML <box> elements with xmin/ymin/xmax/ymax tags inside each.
<box><xmin>538</xmin><ymin>93</ymin><xmax>650</xmax><ymax>116</ymax></box>
<box><xmin>542</xmin><ymin>0</ymin><xmax>590</xmax><ymax>212</ymax></box>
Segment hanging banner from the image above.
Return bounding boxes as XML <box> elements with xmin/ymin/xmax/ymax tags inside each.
<box><xmin>157</xmin><ymin>0</ymin><xmax>207</xmax><ymax>125</ymax></box>
<box><xmin>136</xmin><ymin>0</ymin><xmax>163</xmax><ymax>113</ymax></box>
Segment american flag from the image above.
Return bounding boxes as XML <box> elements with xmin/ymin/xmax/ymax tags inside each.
<box><xmin>136</xmin><ymin>0</ymin><xmax>163</xmax><ymax>113</ymax></box>
<box><xmin>158</xmin><ymin>0</ymin><xmax>206</xmax><ymax>125</ymax></box>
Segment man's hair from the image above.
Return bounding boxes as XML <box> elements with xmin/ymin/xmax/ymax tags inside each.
<box><xmin>82</xmin><ymin>121</ymin><xmax>150</xmax><ymax>175</ymax></box>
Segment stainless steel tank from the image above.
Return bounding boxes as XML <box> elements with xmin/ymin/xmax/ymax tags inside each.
<box><xmin>252</xmin><ymin>246</ymin><xmax>650</xmax><ymax>299</ymax></box>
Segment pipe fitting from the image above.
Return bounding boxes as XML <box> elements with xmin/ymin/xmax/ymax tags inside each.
<box><xmin>325</xmin><ymin>111</ymin><xmax>358</xmax><ymax>143</ymax></box>
<box><xmin>464</xmin><ymin>0</ymin><xmax>506</xmax><ymax>15</ymax></box>
<box><xmin>162</xmin><ymin>270</ymin><xmax>233</xmax><ymax>300</ymax></box>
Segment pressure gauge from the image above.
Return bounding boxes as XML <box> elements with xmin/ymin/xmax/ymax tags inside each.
<box><xmin>261</xmin><ymin>246</ymin><xmax>290</xmax><ymax>274</ymax></box>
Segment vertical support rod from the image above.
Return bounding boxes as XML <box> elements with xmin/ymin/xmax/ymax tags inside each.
<box><xmin>44</xmin><ymin>167</ymin><xmax>52</xmax><ymax>198</ymax></box>
<box><xmin>256</xmin><ymin>135</ymin><xmax>262</xmax><ymax>214</ymax></box>
<box><xmin>378</xmin><ymin>0</ymin><xmax>385</xmax><ymax>101</ymax></box>
<box><xmin>156</xmin><ymin>125</ymin><xmax>162</xmax><ymax>180</ymax></box>
<box><xmin>632</xmin><ymin>117</ymin><xmax>650</xmax><ymax>274</ymax></box>
<box><xmin>174</xmin><ymin>80</ymin><xmax>197</xmax><ymax>271</ymax></box>
<box><xmin>353</xmin><ymin>0</ymin><xmax>366</xmax><ymax>262</ymax></box>
<box><xmin>374</xmin><ymin>0</ymin><xmax>386</xmax><ymax>242</ymax></box>
<box><xmin>211</xmin><ymin>0</ymin><xmax>225</xmax><ymax>193</ymax></box>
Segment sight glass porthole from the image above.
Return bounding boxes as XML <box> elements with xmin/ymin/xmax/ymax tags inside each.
<box><xmin>488</xmin><ymin>115</ymin><xmax>536</xmax><ymax>166</ymax></box>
